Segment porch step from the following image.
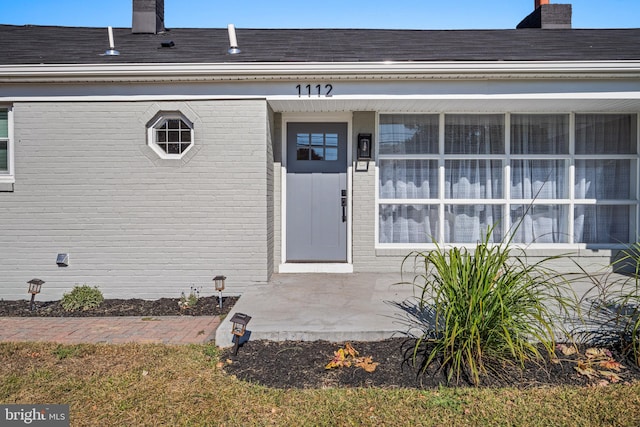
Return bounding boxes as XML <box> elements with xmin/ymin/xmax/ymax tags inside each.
<box><xmin>215</xmin><ymin>273</ymin><xmax>416</xmax><ymax>348</ymax></box>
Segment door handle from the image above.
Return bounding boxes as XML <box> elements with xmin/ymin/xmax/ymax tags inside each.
<box><xmin>341</xmin><ymin>190</ymin><xmax>347</xmax><ymax>222</ymax></box>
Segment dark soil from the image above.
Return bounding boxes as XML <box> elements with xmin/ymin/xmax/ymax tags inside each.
<box><xmin>3</xmin><ymin>297</ymin><xmax>640</xmax><ymax>390</ymax></box>
<box><xmin>0</xmin><ymin>296</ymin><xmax>238</xmax><ymax>317</ymax></box>
<box><xmin>222</xmin><ymin>338</ymin><xmax>640</xmax><ymax>389</ymax></box>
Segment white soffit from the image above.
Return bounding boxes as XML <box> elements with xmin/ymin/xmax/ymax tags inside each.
<box><xmin>266</xmin><ymin>95</ymin><xmax>640</xmax><ymax>113</ymax></box>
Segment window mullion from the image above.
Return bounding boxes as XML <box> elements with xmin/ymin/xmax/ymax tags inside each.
<box><xmin>568</xmin><ymin>113</ymin><xmax>576</xmax><ymax>244</ymax></box>
<box><xmin>504</xmin><ymin>113</ymin><xmax>511</xmax><ymax>242</ymax></box>
<box><xmin>438</xmin><ymin>113</ymin><xmax>445</xmax><ymax>244</ymax></box>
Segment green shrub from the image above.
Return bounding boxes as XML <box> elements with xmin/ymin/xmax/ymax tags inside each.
<box><xmin>61</xmin><ymin>285</ymin><xmax>104</xmax><ymax>312</ymax></box>
<box><xmin>402</xmin><ymin>226</ymin><xmax>574</xmax><ymax>385</ymax></box>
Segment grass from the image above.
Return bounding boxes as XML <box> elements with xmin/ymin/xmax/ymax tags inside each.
<box><xmin>1</xmin><ymin>342</ymin><xmax>640</xmax><ymax>426</ymax></box>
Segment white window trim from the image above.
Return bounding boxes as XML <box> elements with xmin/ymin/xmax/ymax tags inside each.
<box><xmin>0</xmin><ymin>105</ymin><xmax>14</xmax><ymax>184</ymax></box>
<box><xmin>147</xmin><ymin>112</ymin><xmax>194</xmax><ymax>160</ymax></box>
<box><xmin>375</xmin><ymin>111</ymin><xmax>640</xmax><ymax>250</ymax></box>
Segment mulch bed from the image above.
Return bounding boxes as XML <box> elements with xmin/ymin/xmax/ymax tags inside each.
<box><xmin>3</xmin><ymin>297</ymin><xmax>640</xmax><ymax>389</ymax></box>
<box><xmin>0</xmin><ymin>296</ymin><xmax>238</xmax><ymax>317</ymax></box>
<box><xmin>221</xmin><ymin>339</ymin><xmax>640</xmax><ymax>389</ymax></box>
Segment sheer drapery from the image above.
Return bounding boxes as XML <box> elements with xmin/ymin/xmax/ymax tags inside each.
<box><xmin>378</xmin><ymin>115</ymin><xmax>439</xmax><ymax>243</ymax></box>
<box><xmin>445</xmin><ymin>114</ymin><xmax>504</xmax><ymax>154</ymax></box>
<box><xmin>442</xmin><ymin>115</ymin><xmax>504</xmax><ymax>242</ymax></box>
<box><xmin>379</xmin><ymin>160</ymin><xmax>437</xmax><ymax>199</ymax></box>
<box><xmin>575</xmin><ymin>114</ymin><xmax>636</xmax><ymax>154</ymax></box>
<box><xmin>379</xmin><ymin>204</ymin><xmax>438</xmax><ymax>243</ymax></box>
<box><xmin>378</xmin><ymin>113</ymin><xmax>637</xmax><ymax>246</ymax></box>
<box><xmin>511</xmin><ymin>205</ymin><xmax>569</xmax><ymax>243</ymax></box>
<box><xmin>444</xmin><ymin>205</ymin><xmax>503</xmax><ymax>243</ymax></box>
<box><xmin>573</xmin><ymin>114</ymin><xmax>636</xmax><ymax>243</ymax></box>
<box><xmin>574</xmin><ymin>206</ymin><xmax>630</xmax><ymax>244</ymax></box>
<box><xmin>509</xmin><ymin>115</ymin><xmax>569</xmax><ymax>243</ymax></box>
<box><xmin>379</xmin><ymin>114</ymin><xmax>439</xmax><ymax>155</ymax></box>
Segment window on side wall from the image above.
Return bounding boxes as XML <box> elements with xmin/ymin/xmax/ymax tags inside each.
<box><xmin>0</xmin><ymin>107</ymin><xmax>14</xmax><ymax>183</ymax></box>
<box><xmin>377</xmin><ymin>112</ymin><xmax>639</xmax><ymax>248</ymax></box>
<box><xmin>147</xmin><ymin>112</ymin><xmax>194</xmax><ymax>159</ymax></box>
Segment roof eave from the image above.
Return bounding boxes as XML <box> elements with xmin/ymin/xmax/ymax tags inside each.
<box><xmin>1</xmin><ymin>60</ymin><xmax>640</xmax><ymax>83</ymax></box>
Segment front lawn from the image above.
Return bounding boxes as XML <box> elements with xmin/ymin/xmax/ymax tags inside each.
<box><xmin>1</xmin><ymin>342</ymin><xmax>639</xmax><ymax>426</ymax></box>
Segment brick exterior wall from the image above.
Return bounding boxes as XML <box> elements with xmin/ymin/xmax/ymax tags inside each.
<box><xmin>0</xmin><ymin>100</ymin><xmax>270</xmax><ymax>299</ymax></box>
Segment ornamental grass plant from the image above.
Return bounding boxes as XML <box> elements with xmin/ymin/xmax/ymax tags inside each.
<box><xmin>578</xmin><ymin>243</ymin><xmax>640</xmax><ymax>366</ymax></box>
<box><xmin>402</xmin><ymin>226</ymin><xmax>576</xmax><ymax>385</ymax></box>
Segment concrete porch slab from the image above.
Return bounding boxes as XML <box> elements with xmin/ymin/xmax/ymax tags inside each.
<box><xmin>215</xmin><ymin>273</ymin><xmax>417</xmax><ymax>348</ymax></box>
<box><xmin>215</xmin><ymin>271</ymin><xmax>636</xmax><ymax>348</ymax></box>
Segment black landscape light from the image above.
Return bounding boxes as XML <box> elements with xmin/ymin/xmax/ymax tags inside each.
<box><xmin>27</xmin><ymin>278</ymin><xmax>44</xmax><ymax>311</ymax></box>
<box><xmin>229</xmin><ymin>312</ymin><xmax>251</xmax><ymax>355</ymax></box>
<box><xmin>213</xmin><ymin>275</ymin><xmax>226</xmax><ymax>309</ymax></box>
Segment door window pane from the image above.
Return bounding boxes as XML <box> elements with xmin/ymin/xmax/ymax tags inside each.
<box><xmin>325</xmin><ymin>147</ymin><xmax>338</xmax><ymax>161</ymax></box>
<box><xmin>325</xmin><ymin>133</ymin><xmax>338</xmax><ymax>146</ymax></box>
<box><xmin>296</xmin><ymin>133</ymin><xmax>310</xmax><ymax>160</ymax></box>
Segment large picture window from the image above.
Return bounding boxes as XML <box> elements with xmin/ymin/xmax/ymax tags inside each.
<box><xmin>378</xmin><ymin>113</ymin><xmax>638</xmax><ymax>247</ymax></box>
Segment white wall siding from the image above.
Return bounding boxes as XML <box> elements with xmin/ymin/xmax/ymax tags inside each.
<box><xmin>0</xmin><ymin>100</ymin><xmax>269</xmax><ymax>299</ymax></box>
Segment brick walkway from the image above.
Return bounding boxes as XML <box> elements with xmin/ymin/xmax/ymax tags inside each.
<box><xmin>0</xmin><ymin>316</ymin><xmax>221</xmax><ymax>345</ymax></box>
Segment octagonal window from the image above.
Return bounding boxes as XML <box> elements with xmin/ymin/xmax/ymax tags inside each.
<box><xmin>148</xmin><ymin>113</ymin><xmax>194</xmax><ymax>159</ymax></box>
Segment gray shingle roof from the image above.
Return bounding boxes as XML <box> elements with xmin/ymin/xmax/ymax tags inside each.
<box><xmin>2</xmin><ymin>25</ymin><xmax>640</xmax><ymax>65</ymax></box>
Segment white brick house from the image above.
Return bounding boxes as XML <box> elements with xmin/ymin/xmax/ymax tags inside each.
<box><xmin>0</xmin><ymin>0</ymin><xmax>639</xmax><ymax>298</ymax></box>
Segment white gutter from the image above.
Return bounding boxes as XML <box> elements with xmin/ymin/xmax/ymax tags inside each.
<box><xmin>1</xmin><ymin>61</ymin><xmax>640</xmax><ymax>83</ymax></box>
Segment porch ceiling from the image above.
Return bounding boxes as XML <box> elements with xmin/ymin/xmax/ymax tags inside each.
<box><xmin>267</xmin><ymin>95</ymin><xmax>640</xmax><ymax>114</ymax></box>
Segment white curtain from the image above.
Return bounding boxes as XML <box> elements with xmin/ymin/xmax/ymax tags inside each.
<box><xmin>378</xmin><ymin>113</ymin><xmax>636</xmax><ymax>245</ymax></box>
<box><xmin>573</xmin><ymin>114</ymin><xmax>635</xmax><ymax>243</ymax></box>
<box><xmin>509</xmin><ymin>115</ymin><xmax>569</xmax><ymax>243</ymax></box>
<box><xmin>379</xmin><ymin>204</ymin><xmax>438</xmax><ymax>243</ymax></box>
<box><xmin>378</xmin><ymin>114</ymin><xmax>439</xmax><ymax>155</ymax></box>
<box><xmin>378</xmin><ymin>115</ymin><xmax>439</xmax><ymax>243</ymax></box>
<box><xmin>444</xmin><ymin>160</ymin><xmax>502</xmax><ymax>242</ymax></box>
<box><xmin>443</xmin><ymin>115</ymin><xmax>504</xmax><ymax>242</ymax></box>
<box><xmin>379</xmin><ymin>160</ymin><xmax>436</xmax><ymax>199</ymax></box>
<box><xmin>510</xmin><ymin>205</ymin><xmax>568</xmax><ymax>244</ymax></box>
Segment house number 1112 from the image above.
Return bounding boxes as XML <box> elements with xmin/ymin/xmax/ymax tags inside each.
<box><xmin>296</xmin><ymin>84</ymin><xmax>333</xmax><ymax>97</ymax></box>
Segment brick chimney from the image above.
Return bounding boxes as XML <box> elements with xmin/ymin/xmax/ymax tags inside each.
<box><xmin>132</xmin><ymin>0</ymin><xmax>165</xmax><ymax>34</ymax></box>
<box><xmin>517</xmin><ymin>0</ymin><xmax>572</xmax><ymax>29</ymax></box>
